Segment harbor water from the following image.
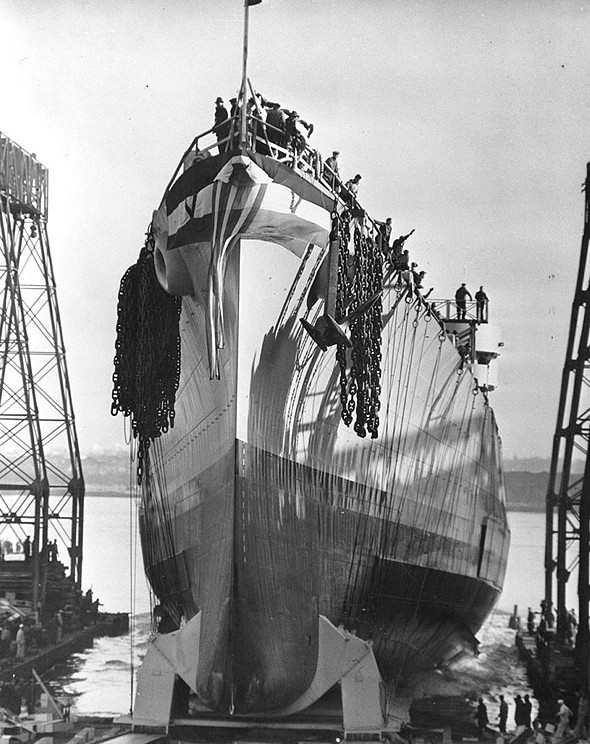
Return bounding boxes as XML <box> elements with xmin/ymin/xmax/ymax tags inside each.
<box><xmin>43</xmin><ymin>498</ymin><xmax>552</xmax><ymax>720</ymax></box>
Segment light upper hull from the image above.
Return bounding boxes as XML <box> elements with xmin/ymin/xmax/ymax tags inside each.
<box><xmin>137</xmin><ymin>152</ymin><xmax>509</xmax><ymax>716</ymax></box>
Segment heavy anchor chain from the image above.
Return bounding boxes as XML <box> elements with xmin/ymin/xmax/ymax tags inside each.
<box><xmin>301</xmin><ymin>212</ymin><xmax>384</xmax><ymax>438</ymax></box>
<box><xmin>111</xmin><ymin>228</ymin><xmax>182</xmax><ymax>483</ymax></box>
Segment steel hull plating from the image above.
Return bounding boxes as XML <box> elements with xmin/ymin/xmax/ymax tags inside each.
<box><xmin>140</xmin><ymin>231</ymin><xmax>509</xmax><ymax>715</ymax></box>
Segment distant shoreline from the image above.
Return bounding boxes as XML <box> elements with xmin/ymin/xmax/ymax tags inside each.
<box><xmin>85</xmin><ymin>489</ymin><xmax>129</xmax><ymax>498</ymax></box>
<box><xmin>84</xmin><ymin>489</ymin><xmax>545</xmax><ymax>512</ymax></box>
<box><xmin>506</xmin><ymin>504</ymin><xmax>544</xmax><ymax>513</ymax></box>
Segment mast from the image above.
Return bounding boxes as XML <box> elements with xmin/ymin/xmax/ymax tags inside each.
<box><xmin>239</xmin><ymin>0</ymin><xmax>261</xmax><ymax>149</ymax></box>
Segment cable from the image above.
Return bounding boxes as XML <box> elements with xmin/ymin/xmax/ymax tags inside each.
<box><xmin>128</xmin><ymin>441</ymin><xmax>136</xmax><ymax>715</ymax></box>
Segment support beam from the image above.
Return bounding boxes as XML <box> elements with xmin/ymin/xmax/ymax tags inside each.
<box><xmin>545</xmin><ymin>162</ymin><xmax>590</xmax><ymax>667</ymax></box>
<box><xmin>0</xmin><ymin>131</ymin><xmax>85</xmax><ymax>614</ymax></box>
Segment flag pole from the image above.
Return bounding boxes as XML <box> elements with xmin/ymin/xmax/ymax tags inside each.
<box><xmin>240</xmin><ymin>0</ymin><xmax>249</xmax><ymax>149</ymax></box>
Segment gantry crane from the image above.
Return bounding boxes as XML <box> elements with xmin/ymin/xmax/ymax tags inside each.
<box><xmin>545</xmin><ymin>162</ymin><xmax>590</xmax><ymax>687</ymax></box>
<box><xmin>0</xmin><ymin>131</ymin><xmax>84</xmax><ymax>614</ymax></box>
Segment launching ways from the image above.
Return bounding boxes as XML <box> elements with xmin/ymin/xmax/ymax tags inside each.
<box><xmin>122</xmin><ymin>614</ymin><xmax>388</xmax><ymax>741</ymax></box>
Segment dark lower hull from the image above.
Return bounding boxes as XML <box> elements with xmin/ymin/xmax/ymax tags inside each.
<box><xmin>142</xmin><ymin>439</ymin><xmax>502</xmax><ymax>714</ymax></box>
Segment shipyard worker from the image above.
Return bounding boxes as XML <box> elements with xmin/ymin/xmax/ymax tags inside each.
<box><xmin>266</xmin><ymin>104</ymin><xmax>287</xmax><ymax>147</ymax></box>
<box><xmin>61</xmin><ymin>698</ymin><xmax>71</xmax><ymax>722</ymax></box>
<box><xmin>48</xmin><ymin>539</ymin><xmax>58</xmax><ymax>561</ymax></box>
<box><xmin>455</xmin><ymin>283</ymin><xmax>472</xmax><ymax>320</ymax></box>
<box><xmin>398</xmin><ymin>249</ymin><xmax>410</xmax><ymax>271</ymax></box>
<box><xmin>390</xmin><ymin>229</ymin><xmax>415</xmax><ymax>267</ymax></box>
<box><xmin>228</xmin><ymin>98</ymin><xmax>241</xmax><ymax>149</ymax></box>
<box><xmin>285</xmin><ymin>110</ymin><xmax>313</xmax><ymax>156</ymax></box>
<box><xmin>546</xmin><ymin>602</ymin><xmax>555</xmax><ymax>629</ymax></box>
<box><xmin>15</xmin><ymin>624</ymin><xmax>25</xmax><ymax>659</ymax></box>
<box><xmin>572</xmin><ymin>690</ymin><xmax>589</xmax><ymax>739</ymax></box>
<box><xmin>324</xmin><ymin>151</ymin><xmax>340</xmax><ymax>188</ymax></box>
<box><xmin>247</xmin><ymin>93</ymin><xmax>271</xmax><ymax>153</ymax></box>
<box><xmin>22</xmin><ymin>535</ymin><xmax>31</xmax><ymax>562</ymax></box>
<box><xmin>514</xmin><ymin>695</ymin><xmax>525</xmax><ymax>727</ymax></box>
<box><xmin>377</xmin><ymin>217</ymin><xmax>393</xmax><ymax>250</ymax></box>
<box><xmin>214</xmin><ymin>97</ymin><xmax>230</xmax><ymax>153</ymax></box>
<box><xmin>410</xmin><ymin>263</ymin><xmax>425</xmax><ymax>292</ymax></box>
<box><xmin>538</xmin><ymin>614</ymin><xmax>548</xmax><ymax>637</ymax></box>
<box><xmin>498</xmin><ymin>695</ymin><xmax>508</xmax><ymax>734</ymax></box>
<box><xmin>458</xmin><ymin>342</ymin><xmax>472</xmax><ymax>365</ymax></box>
<box><xmin>414</xmin><ymin>270</ymin><xmax>426</xmax><ymax>290</ymax></box>
<box><xmin>527</xmin><ymin>607</ymin><xmax>535</xmax><ymax>635</ymax></box>
<box><xmin>555</xmin><ymin>698</ymin><xmax>572</xmax><ymax>741</ymax></box>
<box><xmin>249</xmin><ymin>92</ymin><xmax>279</xmax><ymax>115</ymax></box>
<box><xmin>566</xmin><ymin>608</ymin><xmax>578</xmax><ymax>645</ymax></box>
<box><xmin>475</xmin><ymin>285</ymin><xmax>489</xmax><ymax>322</ymax></box>
<box><xmin>56</xmin><ymin>609</ymin><xmax>64</xmax><ymax>642</ymax></box>
<box><xmin>523</xmin><ymin>695</ymin><xmax>532</xmax><ymax>728</ymax></box>
<box><xmin>343</xmin><ymin>174</ymin><xmax>362</xmax><ymax>204</ymax></box>
<box><xmin>476</xmin><ymin>698</ymin><xmax>490</xmax><ymax>736</ymax></box>
<box><xmin>391</xmin><ymin>229</ymin><xmax>415</xmax><ymax>253</ymax></box>
<box><xmin>0</xmin><ymin>624</ymin><xmax>10</xmax><ymax>657</ymax></box>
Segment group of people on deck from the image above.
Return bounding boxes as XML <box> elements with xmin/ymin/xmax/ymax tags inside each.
<box><xmin>212</xmin><ymin>95</ymin><xmax>492</xmax><ymax>324</ymax></box>
<box><xmin>214</xmin><ymin>94</ymin><xmax>314</xmax><ymax>156</ymax></box>
<box><xmin>455</xmin><ymin>283</ymin><xmax>489</xmax><ymax>322</ymax></box>
<box><xmin>213</xmin><ymin>95</ymin><xmax>369</xmax><ymax>206</ymax></box>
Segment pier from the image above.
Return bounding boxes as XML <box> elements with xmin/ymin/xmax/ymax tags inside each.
<box><xmin>515</xmin><ymin>628</ymin><xmax>575</xmax><ymax>723</ymax></box>
<box><xmin>504</xmin><ymin>163</ymin><xmax>590</xmax><ymax>740</ymax></box>
<box><xmin>0</xmin><ymin>612</ymin><xmax>129</xmax><ymax>681</ymax></box>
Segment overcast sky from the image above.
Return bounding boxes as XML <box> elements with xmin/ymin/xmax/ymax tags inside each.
<box><xmin>2</xmin><ymin>0</ymin><xmax>590</xmax><ymax>462</ymax></box>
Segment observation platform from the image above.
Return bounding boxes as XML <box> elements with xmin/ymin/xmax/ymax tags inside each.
<box><xmin>428</xmin><ymin>299</ymin><xmax>488</xmax><ymax>325</ymax></box>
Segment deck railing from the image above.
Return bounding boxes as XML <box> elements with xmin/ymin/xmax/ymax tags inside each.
<box><xmin>165</xmin><ymin>101</ymin><xmax>449</xmax><ymax>330</ymax></box>
<box><xmin>428</xmin><ymin>299</ymin><xmax>488</xmax><ymax>323</ymax></box>
<box><xmin>169</xmin><ymin>104</ymin><xmax>362</xmax><ymax>218</ymax></box>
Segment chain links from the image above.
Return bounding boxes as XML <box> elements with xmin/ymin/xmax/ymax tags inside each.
<box><xmin>334</xmin><ymin>213</ymin><xmax>383</xmax><ymax>439</ymax></box>
<box><xmin>111</xmin><ymin>230</ymin><xmax>182</xmax><ymax>483</ymax></box>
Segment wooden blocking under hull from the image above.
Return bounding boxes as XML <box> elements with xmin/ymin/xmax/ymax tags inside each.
<box><xmin>130</xmin><ymin>613</ymin><xmax>387</xmax><ymax>736</ymax></box>
<box><xmin>132</xmin><ymin>612</ymin><xmax>203</xmax><ymax>728</ymax></box>
<box><xmin>268</xmin><ymin>615</ymin><xmax>386</xmax><ymax>734</ymax></box>
<box><xmin>132</xmin><ymin>644</ymin><xmax>176</xmax><ymax>728</ymax></box>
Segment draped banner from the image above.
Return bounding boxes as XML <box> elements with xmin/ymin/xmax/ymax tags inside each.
<box><xmin>153</xmin><ymin>153</ymin><xmax>333</xmax><ymax>377</ymax></box>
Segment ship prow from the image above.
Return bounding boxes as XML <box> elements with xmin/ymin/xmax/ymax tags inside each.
<box><xmin>113</xmin><ymin>76</ymin><xmax>509</xmax><ymax>730</ymax></box>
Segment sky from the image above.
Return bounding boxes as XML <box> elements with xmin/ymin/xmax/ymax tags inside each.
<box><xmin>2</xmin><ymin>0</ymin><xmax>590</xmax><ymax>462</ymax></box>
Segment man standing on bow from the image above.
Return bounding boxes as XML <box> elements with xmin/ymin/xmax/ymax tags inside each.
<box><xmin>475</xmin><ymin>285</ymin><xmax>489</xmax><ymax>322</ymax></box>
<box><xmin>455</xmin><ymin>283</ymin><xmax>472</xmax><ymax>320</ymax></box>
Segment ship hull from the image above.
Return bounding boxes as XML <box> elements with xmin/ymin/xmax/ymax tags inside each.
<box><xmin>138</xmin><ymin>153</ymin><xmax>509</xmax><ymax>716</ymax></box>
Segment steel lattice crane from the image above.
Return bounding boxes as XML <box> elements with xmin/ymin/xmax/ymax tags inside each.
<box><xmin>545</xmin><ymin>162</ymin><xmax>590</xmax><ymax>687</ymax></box>
<box><xmin>0</xmin><ymin>131</ymin><xmax>84</xmax><ymax>614</ymax></box>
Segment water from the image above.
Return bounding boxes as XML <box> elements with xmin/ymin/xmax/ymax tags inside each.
<box><xmin>44</xmin><ymin>500</ymin><xmax>549</xmax><ymax>719</ymax></box>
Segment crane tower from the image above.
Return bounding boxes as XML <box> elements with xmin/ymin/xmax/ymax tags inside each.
<box><xmin>545</xmin><ymin>163</ymin><xmax>590</xmax><ymax>686</ymax></box>
<box><xmin>0</xmin><ymin>132</ymin><xmax>84</xmax><ymax>614</ymax></box>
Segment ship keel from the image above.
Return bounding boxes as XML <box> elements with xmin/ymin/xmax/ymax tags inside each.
<box><xmin>132</xmin><ymin>611</ymin><xmax>386</xmax><ymax>735</ymax></box>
